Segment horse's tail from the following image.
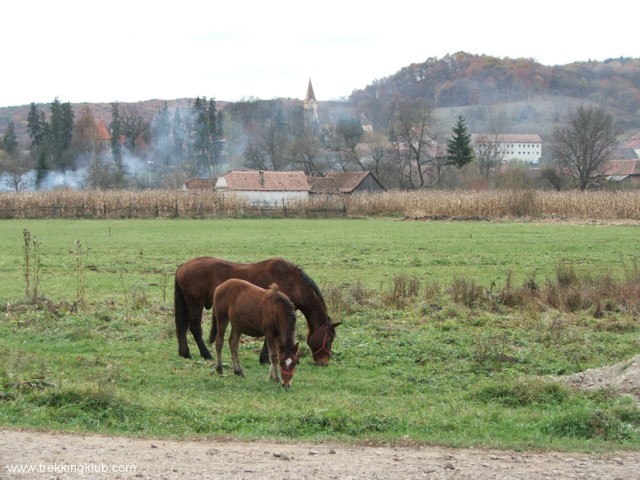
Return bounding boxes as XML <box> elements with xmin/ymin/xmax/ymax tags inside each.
<box><xmin>174</xmin><ymin>274</ymin><xmax>189</xmax><ymax>334</ymax></box>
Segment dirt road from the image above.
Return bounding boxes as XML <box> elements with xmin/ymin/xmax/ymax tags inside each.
<box><xmin>1</xmin><ymin>428</ymin><xmax>639</xmax><ymax>479</ymax></box>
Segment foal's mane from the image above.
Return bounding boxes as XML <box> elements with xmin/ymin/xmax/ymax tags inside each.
<box><xmin>268</xmin><ymin>283</ymin><xmax>297</xmax><ymax>351</ymax></box>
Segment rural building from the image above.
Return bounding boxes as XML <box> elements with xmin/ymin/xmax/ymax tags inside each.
<box><xmin>214</xmin><ymin>170</ymin><xmax>310</xmax><ymax>205</ymax></box>
<box><xmin>594</xmin><ymin>159</ymin><xmax>640</xmax><ymax>188</ymax></box>
<box><xmin>624</xmin><ymin>132</ymin><xmax>640</xmax><ymax>159</ymax></box>
<box><xmin>183</xmin><ymin>178</ymin><xmax>215</xmax><ymax>190</ymax></box>
<box><xmin>308</xmin><ymin>171</ymin><xmax>386</xmax><ymax>195</ymax></box>
<box><xmin>473</xmin><ymin>133</ymin><xmax>543</xmax><ymax>164</ymax></box>
<box><xmin>96</xmin><ymin>119</ymin><xmax>111</xmax><ymax>149</ymax></box>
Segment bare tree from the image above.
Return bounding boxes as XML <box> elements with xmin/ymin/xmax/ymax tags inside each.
<box><xmin>552</xmin><ymin>105</ymin><xmax>621</xmax><ymax>190</ymax></box>
<box><xmin>325</xmin><ymin>118</ymin><xmax>366</xmax><ymax>171</ymax></box>
<box><xmin>288</xmin><ymin>126</ymin><xmax>326</xmax><ymax>175</ymax></box>
<box><xmin>361</xmin><ymin>131</ymin><xmax>390</xmax><ymax>179</ymax></box>
<box><xmin>119</xmin><ymin>104</ymin><xmax>151</xmax><ymax>154</ymax></box>
<box><xmin>389</xmin><ymin>99</ymin><xmax>437</xmax><ymax>188</ymax></box>
<box><xmin>243</xmin><ymin>121</ymin><xmax>290</xmax><ymax>171</ymax></box>
<box><xmin>0</xmin><ymin>150</ymin><xmax>33</xmax><ymax>192</ymax></box>
<box><xmin>474</xmin><ymin>134</ymin><xmax>504</xmax><ymax>179</ymax></box>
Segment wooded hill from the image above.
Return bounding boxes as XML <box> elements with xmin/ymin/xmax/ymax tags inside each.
<box><xmin>2</xmin><ymin>51</ymin><xmax>640</xmax><ymax>143</ymax></box>
<box><xmin>348</xmin><ymin>52</ymin><xmax>640</xmax><ymax>138</ymax></box>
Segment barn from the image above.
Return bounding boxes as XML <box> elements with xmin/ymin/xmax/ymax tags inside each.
<box><xmin>308</xmin><ymin>171</ymin><xmax>386</xmax><ymax>195</ymax></box>
<box><xmin>214</xmin><ymin>170</ymin><xmax>310</xmax><ymax>205</ymax></box>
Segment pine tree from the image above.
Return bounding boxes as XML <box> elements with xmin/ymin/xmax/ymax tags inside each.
<box><xmin>2</xmin><ymin>122</ymin><xmax>18</xmax><ymax>155</ymax></box>
<box><xmin>26</xmin><ymin>103</ymin><xmax>46</xmax><ymax>147</ymax></box>
<box><xmin>446</xmin><ymin>114</ymin><xmax>474</xmax><ymax>169</ymax></box>
<box><xmin>109</xmin><ymin>103</ymin><xmax>123</xmax><ymax>156</ymax></box>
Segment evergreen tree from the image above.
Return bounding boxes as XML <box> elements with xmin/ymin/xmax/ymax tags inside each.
<box><xmin>109</xmin><ymin>102</ymin><xmax>124</xmax><ymax>167</ymax></box>
<box><xmin>446</xmin><ymin>114</ymin><xmax>474</xmax><ymax>169</ymax></box>
<box><xmin>35</xmin><ymin>150</ymin><xmax>49</xmax><ymax>188</ymax></box>
<box><xmin>47</xmin><ymin>97</ymin><xmax>75</xmax><ymax>170</ymax></box>
<box><xmin>26</xmin><ymin>103</ymin><xmax>46</xmax><ymax>147</ymax></box>
<box><xmin>2</xmin><ymin>122</ymin><xmax>18</xmax><ymax>155</ymax></box>
<box><xmin>190</xmin><ymin>96</ymin><xmax>224</xmax><ymax>177</ymax></box>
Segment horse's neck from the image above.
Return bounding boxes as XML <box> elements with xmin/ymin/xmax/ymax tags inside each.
<box><xmin>297</xmin><ymin>296</ymin><xmax>326</xmax><ymax>332</ymax></box>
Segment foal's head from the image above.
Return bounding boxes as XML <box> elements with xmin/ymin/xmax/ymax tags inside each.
<box><xmin>279</xmin><ymin>343</ymin><xmax>299</xmax><ymax>388</ymax></box>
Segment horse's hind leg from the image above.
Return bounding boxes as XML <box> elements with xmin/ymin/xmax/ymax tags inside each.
<box><xmin>214</xmin><ymin>310</ymin><xmax>227</xmax><ymax>375</ymax></box>
<box><xmin>229</xmin><ymin>328</ymin><xmax>245</xmax><ymax>377</ymax></box>
<box><xmin>189</xmin><ymin>311</ymin><xmax>213</xmax><ymax>360</ymax></box>
<box><xmin>176</xmin><ymin>321</ymin><xmax>191</xmax><ymax>359</ymax></box>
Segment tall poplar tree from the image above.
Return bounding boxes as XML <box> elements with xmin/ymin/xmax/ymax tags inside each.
<box><xmin>446</xmin><ymin>114</ymin><xmax>474</xmax><ymax>169</ymax></box>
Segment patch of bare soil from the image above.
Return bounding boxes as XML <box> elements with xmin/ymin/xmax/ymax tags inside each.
<box><xmin>1</xmin><ymin>428</ymin><xmax>639</xmax><ymax>480</ymax></box>
<box><xmin>556</xmin><ymin>355</ymin><xmax>640</xmax><ymax>402</ymax></box>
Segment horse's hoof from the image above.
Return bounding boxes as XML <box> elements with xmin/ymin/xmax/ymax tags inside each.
<box><xmin>180</xmin><ymin>351</ymin><xmax>192</xmax><ymax>359</ymax></box>
<box><xmin>234</xmin><ymin>371</ymin><xmax>245</xmax><ymax>378</ymax></box>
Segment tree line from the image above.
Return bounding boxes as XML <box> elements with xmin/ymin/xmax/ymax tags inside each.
<box><xmin>0</xmin><ymin>93</ymin><xmax>622</xmax><ymax>192</ymax></box>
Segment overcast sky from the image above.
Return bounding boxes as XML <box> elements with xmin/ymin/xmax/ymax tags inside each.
<box><xmin>0</xmin><ymin>0</ymin><xmax>636</xmax><ymax>108</ymax></box>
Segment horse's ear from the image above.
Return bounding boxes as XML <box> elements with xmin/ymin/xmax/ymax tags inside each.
<box><xmin>293</xmin><ymin>342</ymin><xmax>300</xmax><ymax>355</ymax></box>
<box><xmin>331</xmin><ymin>321</ymin><xmax>342</xmax><ymax>328</ymax></box>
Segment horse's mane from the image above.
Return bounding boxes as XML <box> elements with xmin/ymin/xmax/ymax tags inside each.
<box><xmin>292</xmin><ymin>262</ymin><xmax>327</xmax><ymax>308</ymax></box>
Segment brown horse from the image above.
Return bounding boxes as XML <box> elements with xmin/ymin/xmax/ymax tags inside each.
<box><xmin>174</xmin><ymin>256</ymin><xmax>339</xmax><ymax>365</ymax></box>
<box><xmin>212</xmin><ymin>279</ymin><xmax>299</xmax><ymax>387</ymax></box>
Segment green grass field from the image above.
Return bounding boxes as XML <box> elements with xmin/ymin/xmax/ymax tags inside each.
<box><xmin>1</xmin><ymin>218</ymin><xmax>639</xmax><ymax>451</ymax></box>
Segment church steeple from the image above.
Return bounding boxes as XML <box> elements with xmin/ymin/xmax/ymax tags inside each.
<box><xmin>305</xmin><ymin>79</ymin><xmax>316</xmax><ymax>104</ymax></box>
<box><xmin>304</xmin><ymin>79</ymin><xmax>318</xmax><ymax>124</ymax></box>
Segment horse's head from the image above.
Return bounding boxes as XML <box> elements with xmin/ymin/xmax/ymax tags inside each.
<box><xmin>279</xmin><ymin>343</ymin><xmax>299</xmax><ymax>388</ymax></box>
<box><xmin>308</xmin><ymin>318</ymin><xmax>341</xmax><ymax>367</ymax></box>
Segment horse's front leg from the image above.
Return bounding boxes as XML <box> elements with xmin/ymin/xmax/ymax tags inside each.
<box><xmin>265</xmin><ymin>335</ymin><xmax>281</xmax><ymax>384</ymax></box>
<box><xmin>229</xmin><ymin>328</ymin><xmax>245</xmax><ymax>377</ymax></box>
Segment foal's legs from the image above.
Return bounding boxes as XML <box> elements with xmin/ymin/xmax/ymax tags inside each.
<box><xmin>229</xmin><ymin>328</ymin><xmax>245</xmax><ymax>377</ymax></box>
<box><xmin>265</xmin><ymin>334</ymin><xmax>281</xmax><ymax>384</ymax></box>
<box><xmin>214</xmin><ymin>310</ymin><xmax>229</xmax><ymax>375</ymax></box>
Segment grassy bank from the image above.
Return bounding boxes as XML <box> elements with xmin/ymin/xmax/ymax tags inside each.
<box><xmin>1</xmin><ymin>218</ymin><xmax>639</xmax><ymax>451</ymax></box>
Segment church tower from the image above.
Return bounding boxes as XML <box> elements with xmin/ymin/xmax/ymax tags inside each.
<box><xmin>304</xmin><ymin>79</ymin><xmax>318</xmax><ymax>125</ymax></box>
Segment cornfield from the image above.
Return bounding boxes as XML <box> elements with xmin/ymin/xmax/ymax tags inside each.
<box><xmin>1</xmin><ymin>189</ymin><xmax>640</xmax><ymax>220</ymax></box>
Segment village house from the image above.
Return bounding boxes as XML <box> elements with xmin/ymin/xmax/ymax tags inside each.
<box><xmin>214</xmin><ymin>170</ymin><xmax>310</xmax><ymax>205</ymax></box>
<box><xmin>308</xmin><ymin>171</ymin><xmax>386</xmax><ymax>195</ymax></box>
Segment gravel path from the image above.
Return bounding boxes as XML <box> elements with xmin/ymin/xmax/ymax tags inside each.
<box><xmin>1</xmin><ymin>428</ymin><xmax>639</xmax><ymax>479</ymax></box>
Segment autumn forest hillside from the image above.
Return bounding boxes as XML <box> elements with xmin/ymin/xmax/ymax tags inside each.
<box><xmin>2</xmin><ymin>52</ymin><xmax>640</xmax><ymax>143</ymax></box>
<box><xmin>348</xmin><ymin>52</ymin><xmax>640</xmax><ymax>138</ymax></box>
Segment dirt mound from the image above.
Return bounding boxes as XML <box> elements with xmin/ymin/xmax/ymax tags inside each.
<box><xmin>556</xmin><ymin>355</ymin><xmax>640</xmax><ymax>400</ymax></box>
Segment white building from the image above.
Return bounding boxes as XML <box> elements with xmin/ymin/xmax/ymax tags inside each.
<box><xmin>473</xmin><ymin>133</ymin><xmax>543</xmax><ymax>164</ymax></box>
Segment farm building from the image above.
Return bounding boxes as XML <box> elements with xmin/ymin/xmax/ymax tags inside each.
<box><xmin>183</xmin><ymin>178</ymin><xmax>215</xmax><ymax>190</ymax></box>
<box><xmin>594</xmin><ymin>159</ymin><xmax>640</xmax><ymax>188</ymax></box>
<box><xmin>214</xmin><ymin>170</ymin><xmax>310</xmax><ymax>205</ymax></box>
<box><xmin>308</xmin><ymin>171</ymin><xmax>386</xmax><ymax>195</ymax></box>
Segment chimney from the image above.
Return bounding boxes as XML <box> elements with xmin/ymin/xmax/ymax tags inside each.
<box><xmin>259</xmin><ymin>170</ymin><xmax>264</xmax><ymax>187</ymax></box>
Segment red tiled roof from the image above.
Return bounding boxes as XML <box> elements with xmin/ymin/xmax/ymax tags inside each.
<box><xmin>184</xmin><ymin>178</ymin><xmax>215</xmax><ymax>189</ymax></box>
<box><xmin>218</xmin><ymin>170</ymin><xmax>310</xmax><ymax>191</ymax></box>
<box><xmin>599</xmin><ymin>160</ymin><xmax>640</xmax><ymax>176</ymax></box>
<box><xmin>308</xmin><ymin>171</ymin><xmax>384</xmax><ymax>194</ymax></box>
<box><xmin>474</xmin><ymin>134</ymin><xmax>542</xmax><ymax>144</ymax></box>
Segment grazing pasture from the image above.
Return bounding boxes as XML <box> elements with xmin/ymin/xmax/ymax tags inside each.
<box><xmin>0</xmin><ymin>218</ymin><xmax>638</xmax><ymax>451</ymax></box>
